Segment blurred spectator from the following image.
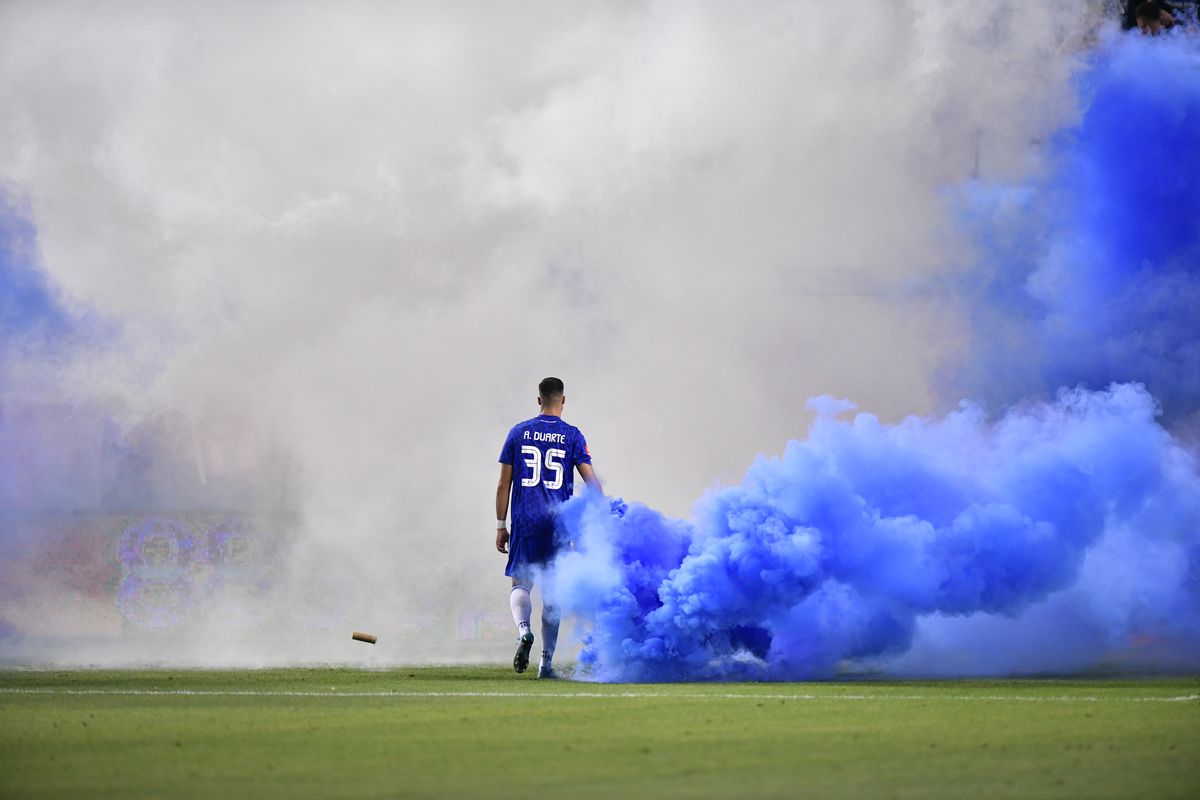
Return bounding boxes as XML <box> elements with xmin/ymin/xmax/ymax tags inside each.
<box><xmin>1122</xmin><ymin>0</ymin><xmax>1198</xmax><ymax>31</ymax></box>
<box><xmin>1138</xmin><ymin>2</ymin><xmax>1175</xmax><ymax>34</ymax></box>
<box><xmin>1162</xmin><ymin>0</ymin><xmax>1199</xmax><ymax>18</ymax></box>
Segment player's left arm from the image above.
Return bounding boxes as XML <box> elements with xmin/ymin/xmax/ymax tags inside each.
<box><xmin>574</xmin><ymin>429</ymin><xmax>601</xmax><ymax>492</ymax></box>
<box><xmin>578</xmin><ymin>462</ymin><xmax>601</xmax><ymax>492</ymax></box>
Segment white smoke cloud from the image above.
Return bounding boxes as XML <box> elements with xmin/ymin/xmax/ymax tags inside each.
<box><xmin>0</xmin><ymin>0</ymin><xmax>1103</xmax><ymax>664</ymax></box>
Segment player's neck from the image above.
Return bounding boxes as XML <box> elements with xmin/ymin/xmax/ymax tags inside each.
<box><xmin>538</xmin><ymin>405</ymin><xmax>563</xmax><ymax>417</ymax></box>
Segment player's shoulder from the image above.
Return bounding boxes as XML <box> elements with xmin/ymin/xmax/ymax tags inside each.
<box><xmin>559</xmin><ymin>418</ymin><xmax>587</xmax><ymax>438</ymax></box>
<box><xmin>506</xmin><ymin>416</ymin><xmax>540</xmax><ymax>436</ymax></box>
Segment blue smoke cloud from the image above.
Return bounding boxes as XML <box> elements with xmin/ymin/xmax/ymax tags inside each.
<box><xmin>550</xmin><ymin>33</ymin><xmax>1200</xmax><ymax>680</ymax></box>
<box><xmin>951</xmin><ymin>33</ymin><xmax>1200</xmax><ymax>422</ymax></box>
<box><xmin>554</xmin><ymin>385</ymin><xmax>1200</xmax><ymax>680</ymax></box>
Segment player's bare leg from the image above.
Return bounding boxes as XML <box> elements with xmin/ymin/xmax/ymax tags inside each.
<box><xmin>510</xmin><ymin>580</ymin><xmax>534</xmax><ymax>673</ymax></box>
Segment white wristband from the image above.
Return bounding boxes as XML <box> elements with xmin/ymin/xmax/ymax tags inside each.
<box><xmin>496</xmin><ymin>520</ymin><xmax>507</xmax><ymax>529</ymax></box>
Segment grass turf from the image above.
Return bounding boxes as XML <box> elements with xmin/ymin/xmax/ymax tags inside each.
<box><xmin>1</xmin><ymin>667</ymin><xmax>1197</xmax><ymax>799</ymax></box>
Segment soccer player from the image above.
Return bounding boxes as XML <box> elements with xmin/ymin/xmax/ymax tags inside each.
<box><xmin>495</xmin><ymin>377</ymin><xmax>600</xmax><ymax>678</ymax></box>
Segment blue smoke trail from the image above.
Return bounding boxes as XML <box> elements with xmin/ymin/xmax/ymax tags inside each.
<box><xmin>0</xmin><ymin>194</ymin><xmax>75</xmax><ymax>365</ymax></box>
<box><xmin>0</xmin><ymin>191</ymin><xmax>114</xmax><ymax>385</ymax></box>
<box><xmin>0</xmin><ymin>194</ymin><xmax>123</xmax><ymax>515</ymax></box>
<box><xmin>550</xmin><ymin>33</ymin><xmax>1200</xmax><ymax>680</ymax></box>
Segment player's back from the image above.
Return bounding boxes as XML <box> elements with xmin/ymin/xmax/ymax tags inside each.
<box><xmin>501</xmin><ymin>414</ymin><xmax>590</xmax><ymax>539</ymax></box>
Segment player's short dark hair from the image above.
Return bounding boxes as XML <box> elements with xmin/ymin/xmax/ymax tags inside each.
<box><xmin>538</xmin><ymin>377</ymin><xmax>565</xmax><ymax>400</ymax></box>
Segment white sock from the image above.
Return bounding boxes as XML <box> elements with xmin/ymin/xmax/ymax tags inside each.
<box><xmin>510</xmin><ymin>586</ymin><xmax>532</xmax><ymax>637</ymax></box>
<box><xmin>540</xmin><ymin>604</ymin><xmax>560</xmax><ymax>665</ymax></box>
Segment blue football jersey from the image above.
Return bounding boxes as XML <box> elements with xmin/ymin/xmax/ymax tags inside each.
<box><xmin>499</xmin><ymin>414</ymin><xmax>591</xmax><ymax>551</ymax></box>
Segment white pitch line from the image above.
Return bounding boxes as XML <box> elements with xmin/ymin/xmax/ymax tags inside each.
<box><xmin>0</xmin><ymin>687</ymin><xmax>1196</xmax><ymax>703</ymax></box>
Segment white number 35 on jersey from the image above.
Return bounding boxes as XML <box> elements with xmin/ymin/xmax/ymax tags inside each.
<box><xmin>520</xmin><ymin>446</ymin><xmax>566</xmax><ymax>490</ymax></box>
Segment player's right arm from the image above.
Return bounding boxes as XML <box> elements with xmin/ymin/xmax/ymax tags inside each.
<box><xmin>495</xmin><ymin>463</ymin><xmax>513</xmax><ymax>553</ymax></box>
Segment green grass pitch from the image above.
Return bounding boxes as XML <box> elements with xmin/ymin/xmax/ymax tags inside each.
<box><xmin>1</xmin><ymin>667</ymin><xmax>1197</xmax><ymax>799</ymax></box>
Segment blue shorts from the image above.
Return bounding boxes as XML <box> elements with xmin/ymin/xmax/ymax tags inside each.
<box><xmin>505</xmin><ymin>533</ymin><xmax>557</xmax><ymax>585</ymax></box>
